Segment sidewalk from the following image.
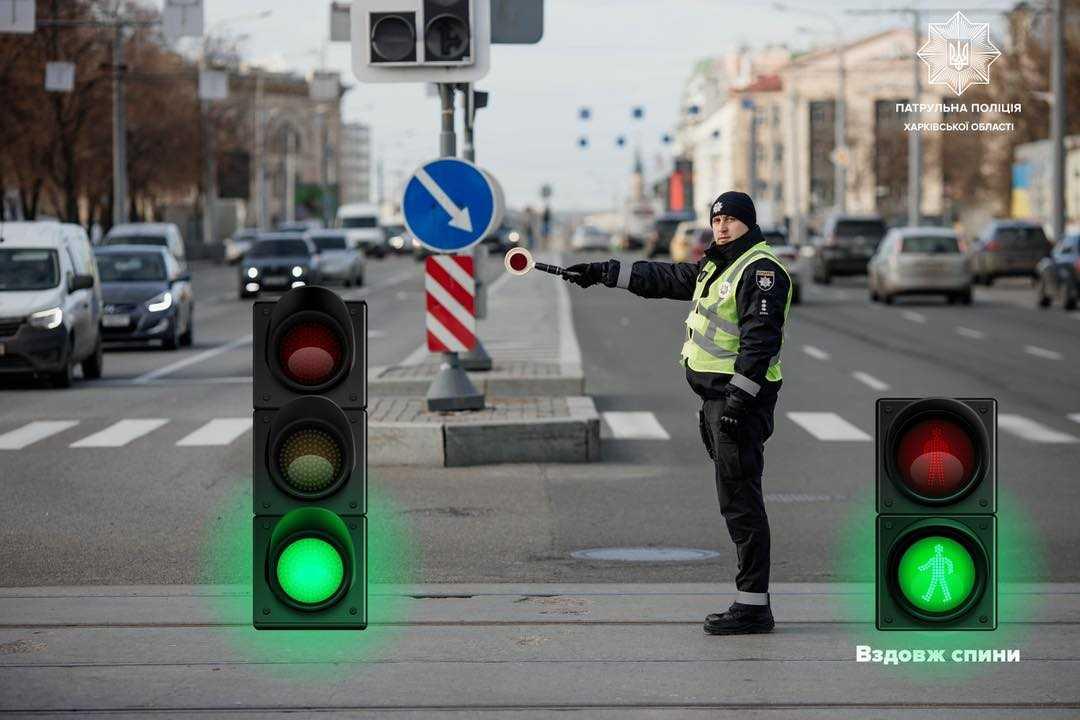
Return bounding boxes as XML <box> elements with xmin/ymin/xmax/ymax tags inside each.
<box><xmin>367</xmin><ymin>251</ymin><xmax>598</xmax><ymax>466</ymax></box>
<box><xmin>1</xmin><ymin>583</ymin><xmax>1078</xmax><ymax>717</ymax></box>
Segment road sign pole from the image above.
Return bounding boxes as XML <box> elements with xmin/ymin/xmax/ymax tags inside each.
<box><xmin>460</xmin><ymin>83</ymin><xmax>493</xmax><ymax>372</ymax></box>
<box><xmin>426</xmin><ymin>83</ymin><xmax>485</xmax><ymax>412</ymax></box>
<box><xmin>112</xmin><ymin>22</ymin><xmax>128</xmax><ymax>226</ymax></box>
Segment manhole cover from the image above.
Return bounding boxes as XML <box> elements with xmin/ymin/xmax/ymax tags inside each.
<box><xmin>571</xmin><ymin>547</ymin><xmax>720</xmax><ymax>562</ymax></box>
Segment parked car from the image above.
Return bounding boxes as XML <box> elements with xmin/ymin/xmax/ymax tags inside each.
<box><xmin>0</xmin><ymin>221</ymin><xmax>102</xmax><ymax>386</ymax></box>
<box><xmin>760</xmin><ymin>227</ymin><xmax>803</xmax><ymax>305</ymax></box>
<box><xmin>224</xmin><ymin>228</ymin><xmax>259</xmax><ymax>265</ymax></box>
<box><xmin>644</xmin><ymin>211</ymin><xmax>695</xmax><ymax>257</ymax></box>
<box><xmin>571</xmin><ymin>224</ymin><xmax>613</xmax><ymax>252</ymax></box>
<box><xmin>100</xmin><ymin>222</ymin><xmax>187</xmax><ymax>270</ymax></box>
<box><xmin>306</xmin><ymin>230</ymin><xmax>365</xmax><ymax>287</ymax></box>
<box><xmin>1035</xmin><ymin>232</ymin><xmax>1079</xmax><ymax>310</ymax></box>
<box><xmin>811</xmin><ymin>214</ymin><xmax>887</xmax><ymax>283</ymax></box>
<box><xmin>94</xmin><ymin>245</ymin><xmax>193</xmax><ymax>350</ymax></box>
<box><xmin>240</xmin><ymin>234</ymin><xmax>321</xmax><ymax>298</ymax></box>
<box><xmin>336</xmin><ymin>202</ymin><xmax>387</xmax><ymax>257</ymax></box>
<box><xmin>669</xmin><ymin>221</ymin><xmax>710</xmax><ymax>263</ymax></box>
<box><xmin>868</xmin><ymin>227</ymin><xmax>972</xmax><ymax>305</ymax></box>
<box><xmin>969</xmin><ymin>219</ymin><xmax>1051</xmax><ymax>285</ymax></box>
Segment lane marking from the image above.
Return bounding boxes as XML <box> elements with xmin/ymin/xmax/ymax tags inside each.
<box><xmin>852</xmin><ymin>371</ymin><xmax>890</xmax><ymax>391</ymax></box>
<box><xmin>901</xmin><ymin>310</ymin><xmax>926</xmax><ymax>324</ymax></box>
<box><xmin>1069</xmin><ymin>413</ymin><xmax>1080</xmax><ymax>425</ymax></box>
<box><xmin>368</xmin><ymin>329</ymin><xmax>387</xmax><ymax>339</ymax></box>
<box><xmin>0</xmin><ymin>421</ymin><xmax>80</xmax><ymax>450</ymax></box>
<box><xmin>998</xmin><ymin>414</ymin><xmax>1077</xmax><ymax>444</ymax></box>
<box><xmin>133</xmin><ymin>335</ymin><xmax>252</xmax><ymax>384</ymax></box>
<box><xmin>602</xmin><ymin>412</ymin><xmax>671</xmax><ymax>440</ymax></box>
<box><xmin>786</xmin><ymin>412</ymin><xmax>871</xmax><ymax>441</ymax></box>
<box><xmin>802</xmin><ymin>345</ymin><xmax>831</xmax><ymax>361</ymax></box>
<box><xmin>555</xmin><ymin>251</ymin><xmax>583</xmax><ymax>373</ymax></box>
<box><xmin>956</xmin><ymin>326</ymin><xmax>986</xmax><ymax>340</ymax></box>
<box><xmin>70</xmin><ymin>419</ymin><xmax>170</xmax><ymax>448</ymax></box>
<box><xmin>176</xmin><ymin>418</ymin><xmax>253</xmax><ymax>447</ymax></box>
<box><xmin>1024</xmin><ymin>345</ymin><xmax>1063</xmax><ymax>361</ymax></box>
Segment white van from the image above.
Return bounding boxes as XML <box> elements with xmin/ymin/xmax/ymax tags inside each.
<box><xmin>335</xmin><ymin>203</ymin><xmax>386</xmax><ymax>257</ymax></box>
<box><xmin>101</xmin><ymin>222</ymin><xmax>187</xmax><ymax>270</ymax></box>
<box><xmin>0</xmin><ymin>221</ymin><xmax>103</xmax><ymax>387</ymax></box>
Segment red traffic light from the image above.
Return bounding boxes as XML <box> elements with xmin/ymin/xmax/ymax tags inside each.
<box><xmin>895</xmin><ymin>417</ymin><xmax>976</xmax><ymax>499</ymax></box>
<box><xmin>278</xmin><ymin>321</ymin><xmax>344</xmax><ymax>387</ymax></box>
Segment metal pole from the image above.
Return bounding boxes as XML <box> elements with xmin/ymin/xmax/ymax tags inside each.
<box><xmin>1050</xmin><ymin>0</ymin><xmax>1066</xmax><ymax>242</ymax></box>
<box><xmin>255</xmin><ymin>71</ymin><xmax>269</xmax><ymax>230</ymax></box>
<box><xmin>788</xmin><ymin>88</ymin><xmax>802</xmax><ymax>247</ymax></box>
<box><xmin>834</xmin><ymin>32</ymin><xmax>846</xmax><ymax>213</ymax></box>
<box><xmin>426</xmin><ymin>83</ymin><xmax>485</xmax><ymax>411</ymax></box>
<box><xmin>908</xmin><ymin>10</ymin><xmax>922</xmax><ymax>226</ymax></box>
<box><xmin>320</xmin><ymin>111</ymin><xmax>332</xmax><ymax>227</ymax></box>
<box><xmin>284</xmin><ymin>128</ymin><xmax>296</xmax><ymax>223</ymax></box>
<box><xmin>112</xmin><ymin>22</ymin><xmax>128</xmax><ymax>225</ymax></box>
<box><xmin>201</xmin><ymin>98</ymin><xmax>216</xmax><ymax>246</ymax></box>
<box><xmin>459</xmin><ymin>84</ymin><xmax>493</xmax><ymax>372</ymax></box>
<box><xmin>748</xmin><ymin>101</ymin><xmax>759</xmax><ymax>197</ymax></box>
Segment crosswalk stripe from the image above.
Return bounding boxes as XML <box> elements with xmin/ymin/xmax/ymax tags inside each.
<box><xmin>176</xmin><ymin>418</ymin><xmax>253</xmax><ymax>447</ymax></box>
<box><xmin>852</xmin><ymin>371</ymin><xmax>890</xmax><ymax>391</ymax></box>
<box><xmin>802</xmin><ymin>345</ymin><xmax>831</xmax><ymax>361</ymax></box>
<box><xmin>901</xmin><ymin>311</ymin><xmax>926</xmax><ymax>324</ymax></box>
<box><xmin>0</xmin><ymin>421</ymin><xmax>80</xmax><ymax>450</ymax></box>
<box><xmin>602</xmin><ymin>412</ymin><xmax>670</xmax><ymax>440</ymax></box>
<box><xmin>956</xmin><ymin>326</ymin><xmax>986</xmax><ymax>340</ymax></box>
<box><xmin>998</xmin><ymin>414</ymin><xmax>1077</xmax><ymax>444</ymax></box>
<box><xmin>787</xmin><ymin>412</ymin><xmax>871</xmax><ymax>441</ymax></box>
<box><xmin>1024</xmin><ymin>345</ymin><xmax>1063</xmax><ymax>361</ymax></box>
<box><xmin>70</xmin><ymin>419</ymin><xmax>170</xmax><ymax>448</ymax></box>
<box><xmin>1069</xmin><ymin>414</ymin><xmax>1080</xmax><ymax>425</ymax></box>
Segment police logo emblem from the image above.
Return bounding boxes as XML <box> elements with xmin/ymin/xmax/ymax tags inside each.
<box><xmin>716</xmin><ymin>280</ymin><xmax>733</xmax><ymax>299</ymax></box>
<box><xmin>755</xmin><ymin>270</ymin><xmax>775</xmax><ymax>291</ymax></box>
<box><xmin>712</xmin><ymin>201</ymin><xmax>723</xmax><ymax>215</ymax></box>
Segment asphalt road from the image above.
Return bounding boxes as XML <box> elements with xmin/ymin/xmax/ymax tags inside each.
<box><xmin>1</xmin><ymin>250</ymin><xmax>1078</xmax><ymax>587</ymax></box>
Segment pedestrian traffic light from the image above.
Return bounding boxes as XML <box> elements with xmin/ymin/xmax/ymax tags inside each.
<box><xmin>876</xmin><ymin>398</ymin><xmax>997</xmax><ymax>631</ymax></box>
<box><xmin>352</xmin><ymin>0</ymin><xmax>490</xmax><ymax>83</ymax></box>
<box><xmin>252</xmin><ymin>286</ymin><xmax>368</xmax><ymax>630</ymax></box>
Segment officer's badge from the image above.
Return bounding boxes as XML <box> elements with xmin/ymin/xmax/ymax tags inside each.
<box><xmin>716</xmin><ymin>280</ymin><xmax>733</xmax><ymax>299</ymax></box>
<box><xmin>755</xmin><ymin>270</ymin><xmax>775</xmax><ymax>291</ymax></box>
<box><xmin>712</xmin><ymin>201</ymin><xmax>723</xmax><ymax>215</ymax></box>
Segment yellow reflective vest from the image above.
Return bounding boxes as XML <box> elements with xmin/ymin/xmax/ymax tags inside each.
<box><xmin>679</xmin><ymin>241</ymin><xmax>791</xmax><ymax>380</ymax></box>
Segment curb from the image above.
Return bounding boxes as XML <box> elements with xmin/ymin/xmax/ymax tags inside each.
<box><xmin>369</xmin><ymin>364</ymin><xmax>585</xmax><ymax>397</ymax></box>
<box><xmin>369</xmin><ymin>395</ymin><xmax>600</xmax><ymax>467</ymax></box>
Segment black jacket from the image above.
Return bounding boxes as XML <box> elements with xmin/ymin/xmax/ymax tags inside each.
<box><xmin>612</xmin><ymin>225</ymin><xmax>790</xmax><ymax>402</ymax></box>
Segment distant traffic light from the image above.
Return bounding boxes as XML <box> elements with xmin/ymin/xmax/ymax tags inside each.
<box><xmin>252</xmin><ymin>286</ymin><xmax>368</xmax><ymax>630</ymax></box>
<box><xmin>876</xmin><ymin>398</ymin><xmax>997</xmax><ymax>630</ymax></box>
<box><xmin>352</xmin><ymin>0</ymin><xmax>490</xmax><ymax>83</ymax></box>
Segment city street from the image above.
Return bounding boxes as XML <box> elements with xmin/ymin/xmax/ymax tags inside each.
<box><xmin>2</xmin><ymin>255</ymin><xmax>1078</xmax><ymax>588</ymax></box>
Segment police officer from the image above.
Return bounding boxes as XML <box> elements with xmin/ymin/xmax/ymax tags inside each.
<box><xmin>564</xmin><ymin>191</ymin><xmax>791</xmax><ymax>635</ymax></box>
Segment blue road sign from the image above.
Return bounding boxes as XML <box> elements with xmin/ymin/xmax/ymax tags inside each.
<box><xmin>402</xmin><ymin>159</ymin><xmax>498</xmax><ymax>253</ymax></box>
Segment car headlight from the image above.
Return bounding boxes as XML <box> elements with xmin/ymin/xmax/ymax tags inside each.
<box><xmin>146</xmin><ymin>291</ymin><xmax>173</xmax><ymax>313</ymax></box>
<box><xmin>508</xmin><ymin>231</ymin><xmax>521</xmax><ymax>243</ymax></box>
<box><xmin>292</xmin><ymin>265</ymin><xmax>305</xmax><ymax>278</ymax></box>
<box><xmin>246</xmin><ymin>267</ymin><xmax>259</xmax><ymax>279</ymax></box>
<box><xmin>29</xmin><ymin>306</ymin><xmax>63</xmax><ymax>330</ymax></box>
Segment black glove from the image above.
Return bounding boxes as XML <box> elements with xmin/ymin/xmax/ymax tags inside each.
<box><xmin>718</xmin><ymin>384</ymin><xmax>752</xmax><ymax>433</ymax></box>
<box><xmin>564</xmin><ymin>261</ymin><xmax>615</xmax><ymax>288</ymax></box>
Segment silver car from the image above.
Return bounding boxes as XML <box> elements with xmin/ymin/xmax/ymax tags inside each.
<box><xmin>868</xmin><ymin>227</ymin><xmax>972</xmax><ymax>305</ymax></box>
<box><xmin>306</xmin><ymin>230</ymin><xmax>365</xmax><ymax>287</ymax></box>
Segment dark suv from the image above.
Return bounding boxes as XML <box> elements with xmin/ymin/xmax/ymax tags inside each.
<box><xmin>812</xmin><ymin>214</ymin><xmax>886</xmax><ymax>284</ymax></box>
<box><xmin>969</xmin><ymin>220</ymin><xmax>1051</xmax><ymax>285</ymax></box>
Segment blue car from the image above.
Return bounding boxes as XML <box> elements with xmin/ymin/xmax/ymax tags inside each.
<box><xmin>94</xmin><ymin>245</ymin><xmax>194</xmax><ymax>350</ymax></box>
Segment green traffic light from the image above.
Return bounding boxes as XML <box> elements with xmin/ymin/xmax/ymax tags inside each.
<box><xmin>897</xmin><ymin>535</ymin><xmax>976</xmax><ymax>614</ymax></box>
<box><xmin>276</xmin><ymin>537</ymin><xmax>345</xmax><ymax>605</ymax></box>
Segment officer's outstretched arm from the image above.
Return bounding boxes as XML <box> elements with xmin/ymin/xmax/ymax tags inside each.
<box><xmin>731</xmin><ymin>258</ymin><xmax>790</xmax><ymax>399</ymax></box>
<box><xmin>564</xmin><ymin>259</ymin><xmax>700</xmax><ymax>300</ymax></box>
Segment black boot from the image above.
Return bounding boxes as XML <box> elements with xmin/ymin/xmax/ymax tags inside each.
<box><xmin>703</xmin><ymin>601</ymin><xmax>775</xmax><ymax>635</ymax></box>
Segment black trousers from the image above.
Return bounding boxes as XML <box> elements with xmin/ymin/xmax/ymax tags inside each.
<box><xmin>699</xmin><ymin>393</ymin><xmax>777</xmax><ymax>594</ymax></box>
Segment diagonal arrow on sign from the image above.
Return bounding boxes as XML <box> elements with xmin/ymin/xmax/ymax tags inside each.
<box><xmin>415</xmin><ymin>168</ymin><xmax>473</xmax><ymax>233</ymax></box>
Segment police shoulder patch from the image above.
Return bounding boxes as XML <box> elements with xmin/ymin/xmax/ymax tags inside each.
<box><xmin>755</xmin><ymin>269</ymin><xmax>776</xmax><ymax>291</ymax></box>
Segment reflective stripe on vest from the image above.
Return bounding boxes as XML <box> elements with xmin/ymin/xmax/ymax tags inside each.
<box><xmin>679</xmin><ymin>241</ymin><xmax>791</xmax><ymax>379</ymax></box>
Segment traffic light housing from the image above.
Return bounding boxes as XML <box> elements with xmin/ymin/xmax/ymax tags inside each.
<box><xmin>252</xmin><ymin>286</ymin><xmax>368</xmax><ymax>630</ymax></box>
<box><xmin>352</xmin><ymin>0</ymin><xmax>491</xmax><ymax>83</ymax></box>
<box><xmin>876</xmin><ymin>398</ymin><xmax>997</xmax><ymax>631</ymax></box>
